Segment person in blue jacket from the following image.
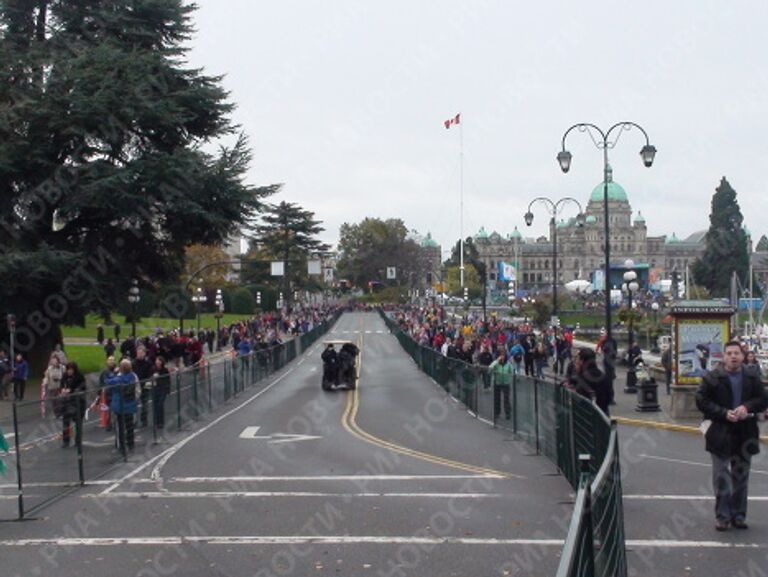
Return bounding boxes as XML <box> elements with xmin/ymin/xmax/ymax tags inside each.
<box><xmin>12</xmin><ymin>353</ymin><xmax>29</xmax><ymax>401</ymax></box>
<box><xmin>107</xmin><ymin>359</ymin><xmax>139</xmax><ymax>454</ymax></box>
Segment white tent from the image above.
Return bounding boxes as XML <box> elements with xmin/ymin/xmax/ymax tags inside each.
<box><xmin>564</xmin><ymin>279</ymin><xmax>592</xmax><ymax>294</ymax></box>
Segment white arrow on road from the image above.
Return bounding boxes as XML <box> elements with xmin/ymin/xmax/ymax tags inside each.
<box><xmin>239</xmin><ymin>427</ymin><xmax>322</xmax><ymax>444</ymax></box>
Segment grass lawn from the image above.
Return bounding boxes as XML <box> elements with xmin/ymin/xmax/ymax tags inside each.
<box><xmin>64</xmin><ymin>345</ymin><xmax>109</xmax><ymax>375</ymax></box>
<box><xmin>63</xmin><ymin>313</ymin><xmax>247</xmax><ymax>340</ymax></box>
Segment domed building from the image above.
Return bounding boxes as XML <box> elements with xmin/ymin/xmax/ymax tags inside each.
<box><xmin>474</xmin><ymin>167</ymin><xmax>707</xmax><ymax>293</ymax></box>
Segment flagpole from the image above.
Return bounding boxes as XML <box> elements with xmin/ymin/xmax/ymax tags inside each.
<box><xmin>459</xmin><ymin>118</ymin><xmax>464</xmax><ymax>289</ymax></box>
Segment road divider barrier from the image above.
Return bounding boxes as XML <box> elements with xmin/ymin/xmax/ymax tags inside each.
<box><xmin>380</xmin><ymin>309</ymin><xmax>628</xmax><ymax>577</ymax></box>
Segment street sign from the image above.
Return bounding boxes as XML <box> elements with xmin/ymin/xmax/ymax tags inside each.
<box><xmin>386</xmin><ymin>267</ymin><xmax>396</xmax><ymax>280</ymax></box>
<box><xmin>270</xmin><ymin>261</ymin><xmax>285</xmax><ymax>276</ymax></box>
<box><xmin>307</xmin><ymin>260</ymin><xmax>322</xmax><ymax>275</ymax></box>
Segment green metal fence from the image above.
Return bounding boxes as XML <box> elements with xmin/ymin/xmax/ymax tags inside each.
<box><xmin>1</xmin><ymin>312</ymin><xmax>340</xmax><ymax>520</ymax></box>
<box><xmin>381</xmin><ymin>310</ymin><xmax>627</xmax><ymax>577</ymax></box>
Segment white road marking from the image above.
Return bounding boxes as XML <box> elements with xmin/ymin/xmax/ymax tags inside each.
<box><xmin>239</xmin><ymin>426</ymin><xmax>262</xmax><ymax>439</ymax></box>
<box><xmin>238</xmin><ymin>427</ymin><xmax>322</xmax><ymax>443</ymax></box>
<box><xmin>100</xmin><ymin>367</ymin><xmax>296</xmax><ymax>494</ymax></box>
<box><xmin>625</xmin><ymin>494</ymin><xmax>768</xmax><ymax>501</ymax></box>
<box><xmin>637</xmin><ymin>453</ymin><xmax>768</xmax><ymax>475</ymax></box>
<box><xmin>0</xmin><ymin>479</ymin><xmax>119</xmax><ymax>490</ymax></box>
<box><xmin>268</xmin><ymin>433</ymin><xmax>323</xmax><ymax>444</ymax></box>
<box><xmin>92</xmin><ymin>491</ymin><xmax>504</xmax><ymax>499</ymax></box>
<box><xmin>0</xmin><ymin>536</ymin><xmax>766</xmax><ymax>549</ymax></box>
<box><xmin>162</xmin><ymin>474</ymin><xmax>502</xmax><ymax>483</ymax></box>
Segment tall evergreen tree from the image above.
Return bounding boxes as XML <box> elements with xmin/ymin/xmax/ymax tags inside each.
<box><xmin>247</xmin><ymin>201</ymin><xmax>329</xmax><ymax>302</ymax></box>
<box><xmin>0</xmin><ymin>1</ymin><xmax>276</xmax><ymax>366</ymax></box>
<box><xmin>756</xmin><ymin>235</ymin><xmax>768</xmax><ymax>252</ymax></box>
<box><xmin>691</xmin><ymin>177</ymin><xmax>749</xmax><ymax>297</ymax></box>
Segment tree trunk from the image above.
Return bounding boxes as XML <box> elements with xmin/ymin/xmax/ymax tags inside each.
<box><xmin>26</xmin><ymin>323</ymin><xmax>62</xmax><ymax>383</ymax></box>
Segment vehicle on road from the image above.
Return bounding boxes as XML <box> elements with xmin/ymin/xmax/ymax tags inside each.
<box><xmin>321</xmin><ymin>340</ymin><xmax>359</xmax><ymax>391</ymax></box>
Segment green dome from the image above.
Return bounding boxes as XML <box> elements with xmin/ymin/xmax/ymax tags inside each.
<box><xmin>556</xmin><ymin>219</ymin><xmax>568</xmax><ymax>229</ymax></box>
<box><xmin>421</xmin><ymin>232</ymin><xmax>439</xmax><ymax>248</ymax></box>
<box><xmin>475</xmin><ymin>226</ymin><xmax>489</xmax><ymax>239</ymax></box>
<box><xmin>665</xmin><ymin>232</ymin><xmax>680</xmax><ymax>244</ymax></box>
<box><xmin>510</xmin><ymin>226</ymin><xmax>522</xmax><ymax>239</ymax></box>
<box><xmin>634</xmin><ymin>211</ymin><xmax>646</xmax><ymax>223</ymax></box>
<box><xmin>585</xmin><ymin>215</ymin><xmax>597</xmax><ymax>224</ymax></box>
<box><xmin>589</xmin><ymin>165</ymin><xmax>628</xmax><ymax>203</ymax></box>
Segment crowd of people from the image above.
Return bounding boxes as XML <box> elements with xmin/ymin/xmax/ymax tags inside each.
<box><xmin>31</xmin><ymin>304</ymin><xmax>337</xmax><ymax>453</ymax></box>
<box><xmin>388</xmin><ymin>304</ymin><xmax>612</xmax><ymax>417</ymax></box>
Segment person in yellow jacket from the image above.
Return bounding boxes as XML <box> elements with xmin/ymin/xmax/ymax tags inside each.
<box><xmin>489</xmin><ymin>351</ymin><xmax>513</xmax><ymax>421</ymax></box>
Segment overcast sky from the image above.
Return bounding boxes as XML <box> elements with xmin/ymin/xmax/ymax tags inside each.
<box><xmin>187</xmin><ymin>0</ymin><xmax>767</xmax><ymax>252</ymax></box>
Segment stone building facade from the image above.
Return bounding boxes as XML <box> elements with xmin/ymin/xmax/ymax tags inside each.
<box><xmin>474</xmin><ymin>168</ymin><xmax>707</xmax><ymax>293</ymax></box>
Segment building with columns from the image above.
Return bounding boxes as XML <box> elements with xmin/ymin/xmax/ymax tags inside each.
<box><xmin>473</xmin><ymin>168</ymin><xmax>708</xmax><ymax>293</ymax></box>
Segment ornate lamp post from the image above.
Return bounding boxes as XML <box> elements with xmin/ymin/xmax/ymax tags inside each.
<box><xmin>191</xmin><ymin>287</ymin><xmax>207</xmax><ymax>334</ymax></box>
<box><xmin>524</xmin><ymin>197</ymin><xmax>584</xmax><ymax>320</ymax></box>
<box><xmin>558</xmin><ymin>121</ymin><xmax>657</xmax><ymax>389</ymax></box>
<box><xmin>622</xmin><ymin>260</ymin><xmax>640</xmax><ymax>393</ymax></box>
<box><xmin>128</xmin><ymin>279</ymin><xmax>140</xmax><ymax>338</ymax></box>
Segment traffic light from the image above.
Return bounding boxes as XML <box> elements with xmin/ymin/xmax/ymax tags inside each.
<box><xmin>0</xmin><ymin>427</ymin><xmax>9</xmax><ymax>476</ymax></box>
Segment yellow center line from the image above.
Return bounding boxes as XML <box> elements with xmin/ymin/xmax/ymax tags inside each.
<box><xmin>339</xmin><ymin>317</ymin><xmax>521</xmax><ymax>479</ymax></box>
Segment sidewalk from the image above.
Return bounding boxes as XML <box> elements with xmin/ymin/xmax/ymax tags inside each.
<box><xmin>593</xmin><ymin>358</ymin><xmax>768</xmax><ymax>442</ymax></box>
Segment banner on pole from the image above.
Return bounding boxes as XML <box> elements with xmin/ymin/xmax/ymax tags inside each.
<box><xmin>497</xmin><ymin>262</ymin><xmax>516</xmax><ymax>282</ymax></box>
<box><xmin>387</xmin><ymin>267</ymin><xmax>396</xmax><ymax>280</ymax></box>
<box><xmin>270</xmin><ymin>261</ymin><xmax>285</xmax><ymax>276</ymax></box>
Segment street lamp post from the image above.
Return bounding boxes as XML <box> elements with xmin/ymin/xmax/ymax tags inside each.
<box><xmin>524</xmin><ymin>197</ymin><xmax>584</xmax><ymax>321</ymax></box>
<box><xmin>128</xmin><ymin>279</ymin><xmax>140</xmax><ymax>338</ymax></box>
<box><xmin>191</xmin><ymin>287</ymin><xmax>207</xmax><ymax>335</ymax></box>
<box><xmin>214</xmin><ymin>289</ymin><xmax>224</xmax><ymax>351</ymax></box>
<box><xmin>558</xmin><ymin>121</ymin><xmax>657</xmax><ymax>388</ymax></box>
<box><xmin>622</xmin><ymin>260</ymin><xmax>640</xmax><ymax>393</ymax></box>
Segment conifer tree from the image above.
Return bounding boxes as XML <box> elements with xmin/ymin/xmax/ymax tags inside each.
<box><xmin>0</xmin><ymin>1</ymin><xmax>275</xmax><ymax>364</ymax></box>
<box><xmin>691</xmin><ymin>177</ymin><xmax>749</xmax><ymax>297</ymax></box>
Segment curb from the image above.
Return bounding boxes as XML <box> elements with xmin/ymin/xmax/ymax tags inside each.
<box><xmin>614</xmin><ymin>416</ymin><xmax>768</xmax><ymax>444</ymax></box>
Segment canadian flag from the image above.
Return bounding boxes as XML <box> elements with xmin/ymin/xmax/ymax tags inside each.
<box><xmin>444</xmin><ymin>113</ymin><xmax>460</xmax><ymax>129</ymax></box>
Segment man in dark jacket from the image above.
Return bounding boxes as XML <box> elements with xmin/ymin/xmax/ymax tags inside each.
<box><xmin>568</xmin><ymin>348</ymin><xmax>611</xmax><ymax>416</ymax></box>
<box><xmin>132</xmin><ymin>347</ymin><xmax>154</xmax><ymax>428</ymax></box>
<box><xmin>696</xmin><ymin>340</ymin><xmax>768</xmax><ymax>531</ymax></box>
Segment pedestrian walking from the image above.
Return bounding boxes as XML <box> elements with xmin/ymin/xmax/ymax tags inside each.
<box><xmin>0</xmin><ymin>350</ymin><xmax>10</xmax><ymax>400</ymax></box>
<box><xmin>98</xmin><ymin>357</ymin><xmax>117</xmax><ymax>432</ymax></box>
<box><xmin>489</xmin><ymin>351</ymin><xmax>513</xmax><ymax>421</ymax></box>
<box><xmin>41</xmin><ymin>355</ymin><xmax>65</xmax><ymax>418</ymax></box>
<box><xmin>107</xmin><ymin>359</ymin><xmax>139</xmax><ymax>454</ymax></box>
<box><xmin>104</xmin><ymin>338</ymin><xmax>116</xmax><ymax>359</ymax></box>
<box><xmin>132</xmin><ymin>347</ymin><xmax>153</xmax><ymax>428</ymax></box>
<box><xmin>661</xmin><ymin>345</ymin><xmax>673</xmax><ymax>394</ymax></box>
<box><xmin>695</xmin><ymin>340</ymin><xmax>768</xmax><ymax>532</ymax></box>
<box><xmin>97</xmin><ymin>324</ymin><xmax>105</xmax><ymax>346</ymax></box>
<box><xmin>59</xmin><ymin>362</ymin><xmax>86</xmax><ymax>448</ymax></box>
<box><xmin>12</xmin><ymin>353</ymin><xmax>28</xmax><ymax>401</ymax></box>
<box><xmin>151</xmin><ymin>357</ymin><xmax>171</xmax><ymax>430</ymax></box>
<box><xmin>566</xmin><ymin>348</ymin><xmax>611</xmax><ymax>416</ymax></box>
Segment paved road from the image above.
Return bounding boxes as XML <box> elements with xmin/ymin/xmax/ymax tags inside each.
<box><xmin>619</xmin><ymin>423</ymin><xmax>768</xmax><ymax>576</ymax></box>
<box><xmin>0</xmin><ymin>313</ymin><xmax>572</xmax><ymax>577</ymax></box>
